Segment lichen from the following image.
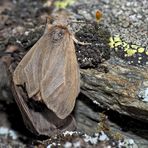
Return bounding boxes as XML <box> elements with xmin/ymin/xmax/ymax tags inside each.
<box><xmin>109</xmin><ymin>35</ymin><xmax>148</xmax><ymax>66</ymax></box>
<box><xmin>54</xmin><ymin>0</ymin><xmax>76</xmax><ymax>9</ymax></box>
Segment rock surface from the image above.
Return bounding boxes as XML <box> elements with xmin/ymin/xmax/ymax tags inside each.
<box><xmin>80</xmin><ymin>57</ymin><xmax>148</xmax><ymax>122</ymax></box>
<box><xmin>0</xmin><ymin>0</ymin><xmax>148</xmax><ymax>147</ymax></box>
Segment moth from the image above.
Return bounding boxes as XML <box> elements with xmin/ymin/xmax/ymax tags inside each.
<box><xmin>11</xmin><ymin>15</ymin><xmax>80</xmax><ymax>135</ymax></box>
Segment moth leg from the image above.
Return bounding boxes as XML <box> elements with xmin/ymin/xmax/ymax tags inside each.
<box><xmin>72</xmin><ymin>36</ymin><xmax>91</xmax><ymax>45</ymax></box>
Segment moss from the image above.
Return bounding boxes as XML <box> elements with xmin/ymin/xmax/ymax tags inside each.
<box><xmin>97</xmin><ymin>113</ymin><xmax>123</xmax><ymax>142</ymax></box>
<box><xmin>75</xmin><ymin>22</ymin><xmax>110</xmax><ymax>68</ymax></box>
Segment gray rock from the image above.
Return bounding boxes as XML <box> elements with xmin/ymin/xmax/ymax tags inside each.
<box><xmin>80</xmin><ymin>57</ymin><xmax>148</xmax><ymax>122</ymax></box>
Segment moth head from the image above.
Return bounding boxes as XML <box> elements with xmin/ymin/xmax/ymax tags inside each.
<box><xmin>43</xmin><ymin>16</ymin><xmax>70</xmax><ymax>44</ymax></box>
<box><xmin>46</xmin><ymin>12</ymin><xmax>69</xmax><ymax>26</ymax></box>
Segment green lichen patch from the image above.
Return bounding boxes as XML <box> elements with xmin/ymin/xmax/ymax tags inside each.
<box><xmin>54</xmin><ymin>0</ymin><xmax>76</xmax><ymax>9</ymax></box>
<box><xmin>109</xmin><ymin>35</ymin><xmax>148</xmax><ymax>66</ymax></box>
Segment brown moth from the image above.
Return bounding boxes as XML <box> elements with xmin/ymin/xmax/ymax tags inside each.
<box><xmin>13</xmin><ymin>15</ymin><xmax>80</xmax><ymax>121</ymax></box>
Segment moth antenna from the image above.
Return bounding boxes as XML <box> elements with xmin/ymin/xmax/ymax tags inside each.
<box><xmin>44</xmin><ymin>16</ymin><xmax>53</xmax><ymax>33</ymax></box>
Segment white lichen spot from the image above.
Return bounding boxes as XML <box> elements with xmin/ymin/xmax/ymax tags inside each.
<box><xmin>64</xmin><ymin>142</ymin><xmax>72</xmax><ymax>148</ymax></box>
<box><xmin>63</xmin><ymin>131</ymin><xmax>78</xmax><ymax>136</ymax></box>
<box><xmin>0</xmin><ymin>127</ymin><xmax>18</xmax><ymax>140</ymax></box>
<box><xmin>16</xmin><ymin>40</ymin><xmax>22</xmax><ymax>44</ymax></box>
<box><xmin>138</xmin><ymin>88</ymin><xmax>148</xmax><ymax>102</ymax></box>
<box><xmin>46</xmin><ymin>142</ymin><xmax>61</xmax><ymax>148</ymax></box>
<box><xmin>46</xmin><ymin>144</ymin><xmax>52</xmax><ymax>148</ymax></box>
<box><xmin>98</xmin><ymin>131</ymin><xmax>109</xmax><ymax>141</ymax></box>
<box><xmin>93</xmin><ymin>100</ymin><xmax>100</xmax><ymax>105</ymax></box>
<box><xmin>118</xmin><ymin>138</ymin><xmax>138</xmax><ymax>148</ymax></box>
<box><xmin>24</xmin><ymin>31</ymin><xmax>29</xmax><ymax>36</ymax></box>
<box><xmin>83</xmin><ymin>134</ymin><xmax>98</xmax><ymax>144</ymax></box>
<box><xmin>73</xmin><ymin>141</ymin><xmax>81</xmax><ymax>148</ymax></box>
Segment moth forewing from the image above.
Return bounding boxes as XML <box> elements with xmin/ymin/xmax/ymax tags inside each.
<box><xmin>13</xmin><ymin>24</ymin><xmax>52</xmax><ymax>98</ymax></box>
<box><xmin>62</xmin><ymin>38</ymin><xmax>80</xmax><ymax>117</ymax></box>
<box><xmin>40</xmin><ymin>27</ymin><xmax>80</xmax><ymax>119</ymax></box>
<box><xmin>50</xmin><ymin>37</ymin><xmax>79</xmax><ymax>119</ymax></box>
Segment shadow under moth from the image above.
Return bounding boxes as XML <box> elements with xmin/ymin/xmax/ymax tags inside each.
<box><xmin>10</xmin><ymin>16</ymin><xmax>80</xmax><ymax>136</ymax></box>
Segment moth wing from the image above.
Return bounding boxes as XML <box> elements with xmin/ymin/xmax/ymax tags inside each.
<box><xmin>13</xmin><ymin>84</ymin><xmax>76</xmax><ymax>136</ymax></box>
<box><xmin>13</xmin><ymin>85</ymin><xmax>58</xmax><ymax>136</ymax></box>
<box><xmin>61</xmin><ymin>38</ymin><xmax>80</xmax><ymax>117</ymax></box>
<box><xmin>13</xmin><ymin>26</ymin><xmax>52</xmax><ymax>98</ymax></box>
<box><xmin>41</xmin><ymin>35</ymin><xmax>80</xmax><ymax>119</ymax></box>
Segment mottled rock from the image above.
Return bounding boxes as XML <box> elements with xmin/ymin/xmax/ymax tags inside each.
<box><xmin>80</xmin><ymin>56</ymin><xmax>148</xmax><ymax>122</ymax></box>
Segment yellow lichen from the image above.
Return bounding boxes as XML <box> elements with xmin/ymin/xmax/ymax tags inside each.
<box><xmin>54</xmin><ymin>0</ymin><xmax>76</xmax><ymax>9</ymax></box>
<box><xmin>114</xmin><ymin>41</ymin><xmax>122</xmax><ymax>47</ymax></box>
<box><xmin>97</xmin><ymin>112</ymin><xmax>124</xmax><ymax>141</ymax></box>
<box><xmin>138</xmin><ymin>47</ymin><xmax>144</xmax><ymax>53</ymax></box>
<box><xmin>131</xmin><ymin>44</ymin><xmax>139</xmax><ymax>49</ymax></box>
<box><xmin>109</xmin><ymin>37</ymin><xmax>114</xmax><ymax>48</ymax></box>
<box><xmin>113</xmin><ymin>132</ymin><xmax>123</xmax><ymax>141</ymax></box>
<box><xmin>122</xmin><ymin>42</ymin><xmax>128</xmax><ymax>47</ymax></box>
<box><xmin>114</xmin><ymin>35</ymin><xmax>121</xmax><ymax>42</ymax></box>
<box><xmin>108</xmin><ymin>35</ymin><xmax>147</xmax><ymax>65</ymax></box>
<box><xmin>126</xmin><ymin>49</ymin><xmax>137</xmax><ymax>56</ymax></box>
